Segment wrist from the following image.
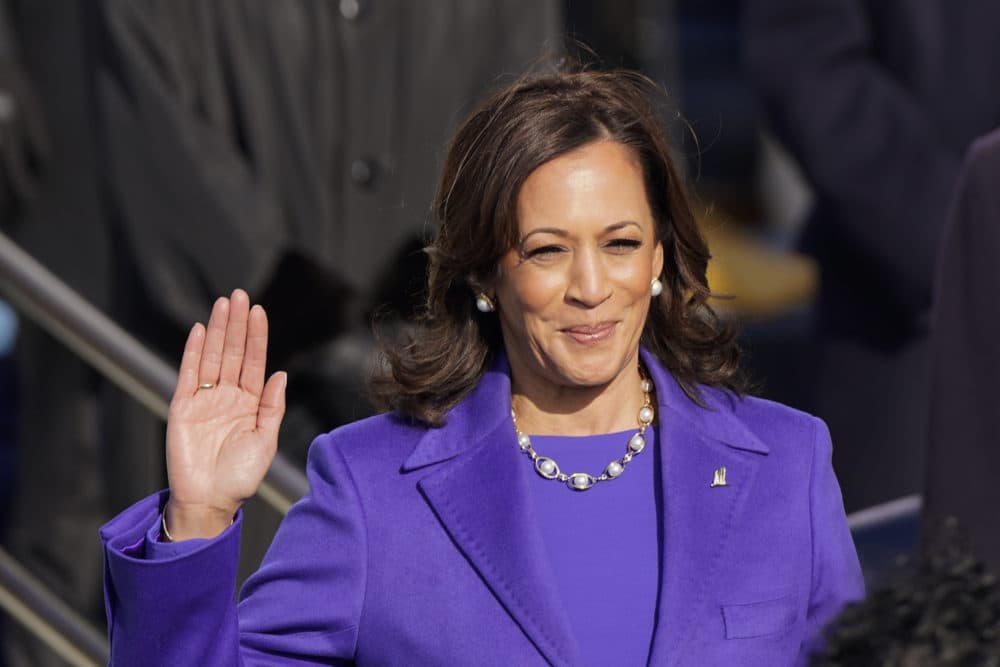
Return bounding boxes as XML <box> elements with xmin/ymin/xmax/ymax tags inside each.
<box><xmin>162</xmin><ymin>499</ymin><xmax>236</xmax><ymax>541</ymax></box>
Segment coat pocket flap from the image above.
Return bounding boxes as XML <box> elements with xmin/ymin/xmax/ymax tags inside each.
<box><xmin>722</xmin><ymin>595</ymin><xmax>799</xmax><ymax>639</ymax></box>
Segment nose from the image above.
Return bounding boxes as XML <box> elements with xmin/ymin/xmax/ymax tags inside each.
<box><xmin>565</xmin><ymin>247</ymin><xmax>612</xmax><ymax>307</ymax></box>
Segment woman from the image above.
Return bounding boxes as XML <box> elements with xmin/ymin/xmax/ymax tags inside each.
<box><xmin>101</xmin><ymin>69</ymin><xmax>864</xmax><ymax>666</ymax></box>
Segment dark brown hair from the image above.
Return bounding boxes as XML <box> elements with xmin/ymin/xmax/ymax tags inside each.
<box><xmin>371</xmin><ymin>67</ymin><xmax>743</xmax><ymax>425</ymax></box>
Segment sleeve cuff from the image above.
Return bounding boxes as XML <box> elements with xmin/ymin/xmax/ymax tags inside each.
<box><xmin>144</xmin><ymin>513</ymin><xmax>213</xmax><ymax>560</ymax></box>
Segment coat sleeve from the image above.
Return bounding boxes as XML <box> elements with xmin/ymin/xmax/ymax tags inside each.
<box><xmin>101</xmin><ymin>434</ymin><xmax>367</xmax><ymax>666</ymax></box>
<box><xmin>99</xmin><ymin>0</ymin><xmax>285</xmax><ymax>324</ymax></box>
<box><xmin>799</xmin><ymin>417</ymin><xmax>865</xmax><ymax>662</ymax></box>
<box><xmin>743</xmin><ymin>0</ymin><xmax>961</xmax><ymax>310</ymax></box>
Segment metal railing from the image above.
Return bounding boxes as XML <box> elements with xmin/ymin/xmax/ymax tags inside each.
<box><xmin>847</xmin><ymin>494</ymin><xmax>922</xmax><ymax>532</ymax></box>
<box><xmin>0</xmin><ymin>229</ymin><xmax>310</xmax><ymax>664</ymax></box>
<box><xmin>0</xmin><ymin>549</ymin><xmax>109</xmax><ymax>666</ymax></box>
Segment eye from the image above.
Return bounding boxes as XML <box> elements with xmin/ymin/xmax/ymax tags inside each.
<box><xmin>524</xmin><ymin>244</ymin><xmax>566</xmax><ymax>259</ymax></box>
<box><xmin>606</xmin><ymin>238</ymin><xmax>643</xmax><ymax>253</ymax></box>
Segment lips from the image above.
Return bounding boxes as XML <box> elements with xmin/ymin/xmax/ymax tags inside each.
<box><xmin>562</xmin><ymin>322</ymin><xmax>617</xmax><ymax>344</ymax></box>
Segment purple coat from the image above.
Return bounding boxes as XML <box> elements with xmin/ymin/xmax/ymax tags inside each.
<box><xmin>101</xmin><ymin>349</ymin><xmax>863</xmax><ymax>666</ymax></box>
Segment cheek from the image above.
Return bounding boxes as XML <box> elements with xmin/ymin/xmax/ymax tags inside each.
<box><xmin>608</xmin><ymin>260</ymin><xmax>652</xmax><ymax>294</ymax></box>
<box><xmin>499</xmin><ymin>266</ymin><xmax>564</xmax><ymax>318</ymax></box>
<box><xmin>524</xmin><ymin>272</ymin><xmax>566</xmax><ymax>306</ymax></box>
<box><xmin>498</xmin><ymin>288</ymin><xmax>549</xmax><ymax>347</ymax></box>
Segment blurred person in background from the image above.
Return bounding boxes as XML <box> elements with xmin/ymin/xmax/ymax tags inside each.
<box><xmin>97</xmin><ymin>0</ymin><xmax>560</xmax><ymax>463</ymax></box>
<box><xmin>923</xmin><ymin>126</ymin><xmax>1000</xmax><ymax>575</ymax></box>
<box><xmin>743</xmin><ymin>1</ymin><xmax>1000</xmax><ymax>512</ymax></box>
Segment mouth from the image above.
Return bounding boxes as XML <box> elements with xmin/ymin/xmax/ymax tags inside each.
<box><xmin>561</xmin><ymin>322</ymin><xmax>617</xmax><ymax>344</ymax></box>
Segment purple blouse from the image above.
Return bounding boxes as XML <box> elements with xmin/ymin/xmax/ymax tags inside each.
<box><xmin>524</xmin><ymin>427</ymin><xmax>660</xmax><ymax>666</ymax></box>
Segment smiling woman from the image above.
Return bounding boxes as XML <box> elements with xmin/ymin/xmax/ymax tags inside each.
<box><xmin>100</xmin><ymin>66</ymin><xmax>864</xmax><ymax>667</ymax></box>
<box><xmin>372</xmin><ymin>70</ymin><xmax>743</xmax><ymax>428</ymax></box>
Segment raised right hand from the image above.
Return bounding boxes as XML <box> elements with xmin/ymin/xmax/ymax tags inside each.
<box><xmin>163</xmin><ymin>289</ymin><xmax>287</xmax><ymax>540</ymax></box>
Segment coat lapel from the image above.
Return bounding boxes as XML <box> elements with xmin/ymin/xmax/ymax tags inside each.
<box><xmin>404</xmin><ymin>349</ymin><xmax>767</xmax><ymax>667</ymax></box>
<box><xmin>641</xmin><ymin>350</ymin><xmax>768</xmax><ymax>666</ymax></box>
<box><xmin>406</xmin><ymin>354</ymin><xmax>581</xmax><ymax>667</ymax></box>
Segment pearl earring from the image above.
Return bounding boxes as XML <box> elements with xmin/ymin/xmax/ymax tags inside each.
<box><xmin>650</xmin><ymin>278</ymin><xmax>663</xmax><ymax>297</ymax></box>
<box><xmin>475</xmin><ymin>293</ymin><xmax>495</xmax><ymax>312</ymax></box>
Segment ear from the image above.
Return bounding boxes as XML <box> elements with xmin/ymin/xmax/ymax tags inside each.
<box><xmin>467</xmin><ymin>272</ymin><xmax>498</xmax><ymax>301</ymax></box>
<box><xmin>652</xmin><ymin>240</ymin><xmax>665</xmax><ymax>280</ymax></box>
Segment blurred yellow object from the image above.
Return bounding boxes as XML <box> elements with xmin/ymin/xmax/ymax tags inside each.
<box><xmin>699</xmin><ymin>209</ymin><xmax>819</xmax><ymax>320</ymax></box>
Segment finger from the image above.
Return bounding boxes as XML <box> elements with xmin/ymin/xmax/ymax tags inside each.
<box><xmin>257</xmin><ymin>371</ymin><xmax>287</xmax><ymax>438</ymax></box>
<box><xmin>219</xmin><ymin>289</ymin><xmax>250</xmax><ymax>386</ymax></box>
<box><xmin>240</xmin><ymin>304</ymin><xmax>268</xmax><ymax>396</ymax></box>
<box><xmin>199</xmin><ymin>297</ymin><xmax>230</xmax><ymax>386</ymax></box>
<box><xmin>173</xmin><ymin>323</ymin><xmax>206</xmax><ymax>401</ymax></box>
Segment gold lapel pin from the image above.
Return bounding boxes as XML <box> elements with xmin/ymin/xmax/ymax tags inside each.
<box><xmin>710</xmin><ymin>466</ymin><xmax>728</xmax><ymax>488</ymax></box>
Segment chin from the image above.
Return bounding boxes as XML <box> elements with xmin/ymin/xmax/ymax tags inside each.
<box><xmin>552</xmin><ymin>346</ymin><xmax>632</xmax><ymax>388</ymax></box>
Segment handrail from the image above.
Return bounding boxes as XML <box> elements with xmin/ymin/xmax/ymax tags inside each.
<box><xmin>0</xmin><ymin>230</ymin><xmax>310</xmax><ymax>510</ymax></box>
<box><xmin>0</xmin><ymin>547</ymin><xmax>108</xmax><ymax>666</ymax></box>
<box><xmin>0</xmin><ymin>229</ymin><xmax>310</xmax><ymax>659</ymax></box>
<box><xmin>847</xmin><ymin>494</ymin><xmax>922</xmax><ymax>532</ymax></box>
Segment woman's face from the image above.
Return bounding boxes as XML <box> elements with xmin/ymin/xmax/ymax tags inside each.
<box><xmin>495</xmin><ymin>140</ymin><xmax>664</xmax><ymax>396</ymax></box>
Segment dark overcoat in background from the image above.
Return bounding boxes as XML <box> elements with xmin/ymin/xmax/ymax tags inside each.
<box><xmin>98</xmin><ymin>0</ymin><xmax>560</xmax><ymax>461</ymax></box>
<box><xmin>99</xmin><ymin>0</ymin><xmax>560</xmax><ymax>357</ymax></box>
<box><xmin>743</xmin><ymin>0</ymin><xmax>1000</xmax><ymax>511</ymax></box>
<box><xmin>923</xmin><ymin>127</ymin><xmax>1000</xmax><ymax>572</ymax></box>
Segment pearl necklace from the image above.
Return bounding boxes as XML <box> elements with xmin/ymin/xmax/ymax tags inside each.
<box><xmin>511</xmin><ymin>374</ymin><xmax>655</xmax><ymax>491</ymax></box>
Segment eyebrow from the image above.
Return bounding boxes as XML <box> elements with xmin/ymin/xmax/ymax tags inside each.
<box><xmin>521</xmin><ymin>221</ymin><xmax>643</xmax><ymax>240</ymax></box>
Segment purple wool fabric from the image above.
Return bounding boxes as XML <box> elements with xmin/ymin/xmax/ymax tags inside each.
<box><xmin>100</xmin><ymin>348</ymin><xmax>864</xmax><ymax>666</ymax></box>
<box><xmin>525</xmin><ymin>429</ymin><xmax>660</xmax><ymax>666</ymax></box>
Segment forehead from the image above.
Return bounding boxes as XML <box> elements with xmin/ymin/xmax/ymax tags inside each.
<box><xmin>515</xmin><ymin>141</ymin><xmax>651</xmax><ymax>233</ymax></box>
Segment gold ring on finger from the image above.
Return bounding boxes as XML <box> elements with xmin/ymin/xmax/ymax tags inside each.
<box><xmin>198</xmin><ymin>383</ymin><xmax>216</xmax><ymax>390</ymax></box>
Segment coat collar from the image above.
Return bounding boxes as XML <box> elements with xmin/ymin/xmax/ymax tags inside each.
<box><xmin>639</xmin><ymin>347</ymin><xmax>768</xmax><ymax>456</ymax></box>
<box><xmin>404</xmin><ymin>347</ymin><xmax>768</xmax><ymax>471</ymax></box>
<box><xmin>408</xmin><ymin>347</ymin><xmax>768</xmax><ymax>667</ymax></box>
<box><xmin>402</xmin><ymin>352</ymin><xmax>513</xmax><ymax>471</ymax></box>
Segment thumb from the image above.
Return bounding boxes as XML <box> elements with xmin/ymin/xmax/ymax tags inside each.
<box><xmin>257</xmin><ymin>371</ymin><xmax>287</xmax><ymax>436</ymax></box>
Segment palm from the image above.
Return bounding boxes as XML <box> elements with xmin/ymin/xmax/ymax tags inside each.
<box><xmin>165</xmin><ymin>290</ymin><xmax>286</xmax><ymax>538</ymax></box>
<box><xmin>169</xmin><ymin>385</ymin><xmax>268</xmax><ymax>505</ymax></box>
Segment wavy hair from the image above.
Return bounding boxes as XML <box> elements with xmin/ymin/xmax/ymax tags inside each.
<box><xmin>371</xmin><ymin>67</ymin><xmax>744</xmax><ymax>425</ymax></box>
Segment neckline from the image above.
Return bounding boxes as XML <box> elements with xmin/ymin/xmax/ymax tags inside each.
<box><xmin>527</xmin><ymin>428</ymin><xmax>642</xmax><ymax>440</ymax></box>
